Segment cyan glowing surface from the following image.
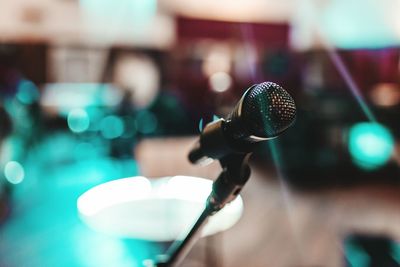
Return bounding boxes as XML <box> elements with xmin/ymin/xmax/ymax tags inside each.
<box><xmin>0</xmin><ymin>132</ymin><xmax>144</xmax><ymax>266</ymax></box>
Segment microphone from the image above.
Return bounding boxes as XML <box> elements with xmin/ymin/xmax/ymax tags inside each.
<box><xmin>189</xmin><ymin>82</ymin><xmax>296</xmax><ymax>164</ymax></box>
<box><xmin>158</xmin><ymin>82</ymin><xmax>295</xmax><ymax>267</ymax></box>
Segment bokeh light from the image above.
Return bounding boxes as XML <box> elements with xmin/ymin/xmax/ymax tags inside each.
<box><xmin>121</xmin><ymin>116</ymin><xmax>137</xmax><ymax>138</ymax></box>
<box><xmin>209</xmin><ymin>72</ymin><xmax>232</xmax><ymax>93</ymax></box>
<box><xmin>202</xmin><ymin>44</ymin><xmax>231</xmax><ymax>77</ymax></box>
<box><xmin>100</xmin><ymin>115</ymin><xmax>125</xmax><ymax>139</ymax></box>
<box><xmin>348</xmin><ymin>122</ymin><xmax>394</xmax><ymax>170</ymax></box>
<box><xmin>369</xmin><ymin>83</ymin><xmax>400</xmax><ymax>107</ymax></box>
<box><xmin>4</xmin><ymin>161</ymin><xmax>25</xmax><ymax>184</ymax></box>
<box><xmin>113</xmin><ymin>55</ymin><xmax>160</xmax><ymax>108</ymax></box>
<box><xmin>135</xmin><ymin>110</ymin><xmax>157</xmax><ymax>134</ymax></box>
<box><xmin>16</xmin><ymin>80</ymin><xmax>40</xmax><ymax>105</ymax></box>
<box><xmin>67</xmin><ymin>109</ymin><xmax>90</xmax><ymax>133</ymax></box>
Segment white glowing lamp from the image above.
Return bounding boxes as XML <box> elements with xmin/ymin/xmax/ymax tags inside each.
<box><xmin>77</xmin><ymin>176</ymin><xmax>243</xmax><ymax>241</ymax></box>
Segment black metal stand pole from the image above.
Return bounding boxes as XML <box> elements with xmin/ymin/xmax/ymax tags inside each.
<box><xmin>153</xmin><ymin>153</ymin><xmax>251</xmax><ymax>267</ymax></box>
<box><xmin>155</xmin><ymin>204</ymin><xmax>214</xmax><ymax>267</ymax></box>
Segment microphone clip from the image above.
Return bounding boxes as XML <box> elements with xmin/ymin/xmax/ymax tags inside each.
<box><xmin>206</xmin><ymin>153</ymin><xmax>251</xmax><ymax>214</ymax></box>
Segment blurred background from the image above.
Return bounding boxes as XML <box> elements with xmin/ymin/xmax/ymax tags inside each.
<box><xmin>1</xmin><ymin>0</ymin><xmax>400</xmax><ymax>266</ymax></box>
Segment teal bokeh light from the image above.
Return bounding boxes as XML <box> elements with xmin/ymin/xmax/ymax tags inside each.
<box><xmin>16</xmin><ymin>80</ymin><xmax>40</xmax><ymax>105</ymax></box>
<box><xmin>67</xmin><ymin>109</ymin><xmax>90</xmax><ymax>133</ymax></box>
<box><xmin>136</xmin><ymin>110</ymin><xmax>157</xmax><ymax>134</ymax></box>
<box><xmin>348</xmin><ymin>122</ymin><xmax>394</xmax><ymax>170</ymax></box>
<box><xmin>100</xmin><ymin>115</ymin><xmax>124</xmax><ymax>139</ymax></box>
<box><xmin>4</xmin><ymin>161</ymin><xmax>25</xmax><ymax>184</ymax></box>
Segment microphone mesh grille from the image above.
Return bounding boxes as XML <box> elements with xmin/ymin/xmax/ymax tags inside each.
<box><xmin>242</xmin><ymin>82</ymin><xmax>296</xmax><ymax>138</ymax></box>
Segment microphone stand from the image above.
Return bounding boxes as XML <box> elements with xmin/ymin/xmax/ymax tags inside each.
<box><xmin>153</xmin><ymin>153</ymin><xmax>251</xmax><ymax>267</ymax></box>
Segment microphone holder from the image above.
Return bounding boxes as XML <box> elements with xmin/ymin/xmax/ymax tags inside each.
<box><xmin>152</xmin><ymin>153</ymin><xmax>251</xmax><ymax>267</ymax></box>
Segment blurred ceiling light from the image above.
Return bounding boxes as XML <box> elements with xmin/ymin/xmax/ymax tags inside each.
<box><xmin>370</xmin><ymin>83</ymin><xmax>400</xmax><ymax>107</ymax></box>
<box><xmin>80</xmin><ymin>0</ymin><xmax>157</xmax><ymax>27</ymax></box>
<box><xmin>160</xmin><ymin>0</ymin><xmax>292</xmax><ymax>23</ymax></box>
<box><xmin>114</xmin><ymin>55</ymin><xmax>160</xmax><ymax>108</ymax></box>
<box><xmin>79</xmin><ymin>0</ymin><xmax>177</xmax><ymax>48</ymax></box>
<box><xmin>209</xmin><ymin>72</ymin><xmax>232</xmax><ymax>93</ymax></box>
<box><xmin>291</xmin><ymin>0</ymin><xmax>400</xmax><ymax>49</ymax></box>
<box><xmin>0</xmin><ymin>0</ymin><xmax>174</xmax><ymax>47</ymax></box>
<box><xmin>202</xmin><ymin>44</ymin><xmax>231</xmax><ymax>77</ymax></box>
<box><xmin>321</xmin><ymin>0</ymin><xmax>400</xmax><ymax>48</ymax></box>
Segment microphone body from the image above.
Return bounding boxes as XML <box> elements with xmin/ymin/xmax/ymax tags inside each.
<box><xmin>188</xmin><ymin>119</ymin><xmax>257</xmax><ymax>164</ymax></box>
<box><xmin>189</xmin><ymin>82</ymin><xmax>296</xmax><ymax>164</ymax></box>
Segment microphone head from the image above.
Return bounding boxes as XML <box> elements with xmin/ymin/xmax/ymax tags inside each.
<box><xmin>232</xmin><ymin>82</ymin><xmax>296</xmax><ymax>139</ymax></box>
<box><xmin>189</xmin><ymin>81</ymin><xmax>296</xmax><ymax>164</ymax></box>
